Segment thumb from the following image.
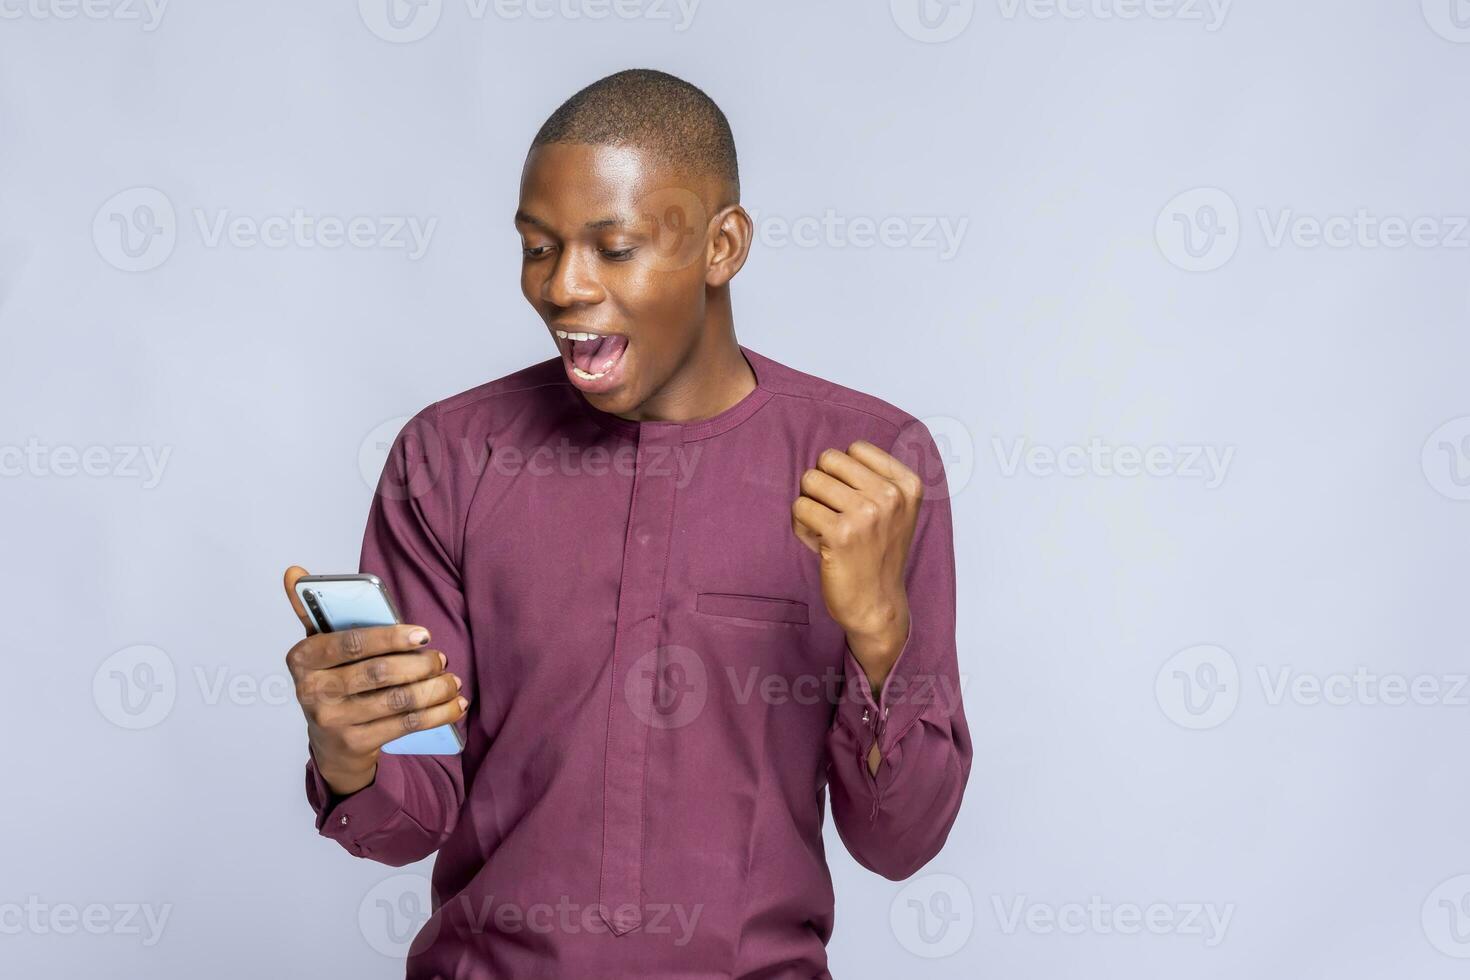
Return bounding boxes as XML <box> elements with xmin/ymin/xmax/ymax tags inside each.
<box><xmin>283</xmin><ymin>565</ymin><xmax>318</xmax><ymax>636</ymax></box>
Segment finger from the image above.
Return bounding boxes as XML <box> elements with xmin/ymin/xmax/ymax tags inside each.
<box><xmin>330</xmin><ymin>648</ymin><xmax>446</xmax><ymax>698</ymax></box>
<box><xmin>847</xmin><ymin>440</ymin><xmax>922</xmax><ymax>499</ymax></box>
<box><xmin>790</xmin><ymin>509</ymin><xmax>822</xmax><ymax>554</ymax></box>
<box><xmin>791</xmin><ymin>495</ymin><xmax>840</xmax><ymax>541</ymax></box>
<box><xmin>353</xmin><ymin>695</ymin><xmax>469</xmax><ymax>753</ymax></box>
<box><xmin>814</xmin><ymin>447</ymin><xmax>888</xmax><ymax>496</ymax></box>
<box><xmin>284</xmin><ymin>566</ymin><xmax>317</xmax><ymax>636</ymax></box>
<box><xmin>332</xmin><ymin>672</ymin><xmax>463</xmax><ymax>727</ymax></box>
<box><xmin>799</xmin><ymin>467</ymin><xmax>865</xmax><ymax>513</ymax></box>
<box><xmin>296</xmin><ymin>624</ymin><xmax>432</xmax><ymax>672</ymax></box>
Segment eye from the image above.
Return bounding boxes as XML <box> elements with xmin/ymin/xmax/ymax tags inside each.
<box><xmin>522</xmin><ymin>245</ymin><xmax>553</xmax><ymax>259</ymax></box>
<box><xmin>600</xmin><ymin>247</ymin><xmax>636</xmax><ymax>261</ymax></box>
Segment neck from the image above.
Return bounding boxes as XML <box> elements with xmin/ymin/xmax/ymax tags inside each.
<box><xmin>616</xmin><ymin>295</ymin><xmax>756</xmax><ymax>424</ymax></box>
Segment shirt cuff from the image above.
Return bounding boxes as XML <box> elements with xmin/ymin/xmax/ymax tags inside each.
<box><xmin>304</xmin><ymin>747</ymin><xmax>406</xmax><ymax>857</ymax></box>
<box><xmin>834</xmin><ymin>616</ymin><xmax>920</xmax><ymax>757</ymax></box>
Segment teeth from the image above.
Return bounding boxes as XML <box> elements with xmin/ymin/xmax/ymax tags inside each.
<box><xmin>555</xmin><ymin>330</ymin><xmax>602</xmax><ymax>342</ymax></box>
<box><xmin>571</xmin><ymin>366</ymin><xmax>608</xmax><ymax>380</ymax></box>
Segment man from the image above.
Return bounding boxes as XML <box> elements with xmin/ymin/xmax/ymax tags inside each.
<box><xmin>284</xmin><ymin>68</ymin><xmax>971</xmax><ymax>978</ymax></box>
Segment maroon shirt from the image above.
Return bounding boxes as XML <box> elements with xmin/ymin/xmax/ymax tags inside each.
<box><xmin>303</xmin><ymin>345</ymin><xmax>972</xmax><ymax>978</ymax></box>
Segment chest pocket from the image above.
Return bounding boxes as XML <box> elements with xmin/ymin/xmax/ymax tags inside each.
<box><xmin>696</xmin><ymin>592</ymin><xmax>809</xmax><ymax>626</ymax></box>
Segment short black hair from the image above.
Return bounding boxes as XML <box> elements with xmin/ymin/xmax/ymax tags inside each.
<box><xmin>531</xmin><ymin>68</ymin><xmax>740</xmax><ymax>202</ymax></box>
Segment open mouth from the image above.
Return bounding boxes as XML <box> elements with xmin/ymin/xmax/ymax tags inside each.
<box><xmin>556</xmin><ymin>329</ymin><xmax>630</xmax><ymax>386</ymax></box>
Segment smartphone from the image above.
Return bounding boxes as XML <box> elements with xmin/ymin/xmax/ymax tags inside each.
<box><xmin>293</xmin><ymin>573</ymin><xmax>465</xmax><ymax>755</ymax></box>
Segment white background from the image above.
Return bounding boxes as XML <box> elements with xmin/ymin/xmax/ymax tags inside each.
<box><xmin>2</xmin><ymin>1</ymin><xmax>1469</xmax><ymax>977</ymax></box>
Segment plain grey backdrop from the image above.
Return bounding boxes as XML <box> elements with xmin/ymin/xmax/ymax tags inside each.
<box><xmin>3</xmin><ymin>1</ymin><xmax>1469</xmax><ymax>977</ymax></box>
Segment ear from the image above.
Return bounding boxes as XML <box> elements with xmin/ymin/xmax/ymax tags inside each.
<box><xmin>705</xmin><ymin>205</ymin><xmax>753</xmax><ymax>288</ymax></box>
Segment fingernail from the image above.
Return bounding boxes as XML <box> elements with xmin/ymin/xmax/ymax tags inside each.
<box><xmin>457</xmin><ymin>697</ymin><xmax>469</xmax><ymax>711</ymax></box>
<box><xmin>410</xmin><ymin>629</ymin><xmax>430</xmax><ymax>646</ymax></box>
<box><xmin>452</xmin><ymin>674</ymin><xmax>462</xmax><ymax>691</ymax></box>
<box><xmin>438</xmin><ymin>652</ymin><xmax>448</xmax><ymax>670</ymax></box>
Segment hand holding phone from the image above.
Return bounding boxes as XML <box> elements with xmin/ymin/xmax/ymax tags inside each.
<box><xmin>283</xmin><ymin>566</ymin><xmax>467</xmax><ymax>797</ymax></box>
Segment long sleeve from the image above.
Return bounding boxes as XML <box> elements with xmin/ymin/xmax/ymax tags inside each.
<box><xmin>824</xmin><ymin>421</ymin><xmax>973</xmax><ymax>880</ymax></box>
<box><xmin>303</xmin><ymin>404</ymin><xmax>477</xmax><ymax>867</ymax></box>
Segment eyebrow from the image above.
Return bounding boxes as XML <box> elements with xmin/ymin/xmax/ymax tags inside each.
<box><xmin>514</xmin><ymin>210</ymin><xmax>629</xmax><ymax>232</ymax></box>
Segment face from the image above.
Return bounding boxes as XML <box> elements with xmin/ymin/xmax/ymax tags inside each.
<box><xmin>516</xmin><ymin>143</ymin><xmax>733</xmax><ymax>417</ymax></box>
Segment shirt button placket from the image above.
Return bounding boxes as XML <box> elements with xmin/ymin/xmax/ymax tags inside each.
<box><xmin>599</xmin><ymin>423</ymin><xmax>681</xmax><ymax>936</ymax></box>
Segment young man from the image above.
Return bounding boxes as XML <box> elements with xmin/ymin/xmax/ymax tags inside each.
<box><xmin>284</xmin><ymin>69</ymin><xmax>971</xmax><ymax>979</ymax></box>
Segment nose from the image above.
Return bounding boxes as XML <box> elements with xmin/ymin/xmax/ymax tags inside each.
<box><xmin>543</xmin><ymin>246</ymin><xmax>603</xmax><ymax>308</ymax></box>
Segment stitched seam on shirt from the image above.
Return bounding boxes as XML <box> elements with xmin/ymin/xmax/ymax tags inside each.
<box><xmin>599</xmin><ymin>434</ymin><xmax>647</xmax><ymax>913</ymax></box>
<box><xmin>764</xmin><ymin>390</ymin><xmax>909</xmax><ymax>436</ymax></box>
<box><xmin>636</xmin><ymin>443</ymin><xmax>681</xmax><ymax>918</ymax></box>
<box><xmin>433</xmin><ymin>379</ymin><xmax>574</xmax><ymax>420</ymax></box>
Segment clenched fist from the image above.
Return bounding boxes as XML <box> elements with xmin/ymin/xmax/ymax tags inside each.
<box><xmin>791</xmin><ymin>440</ymin><xmax>923</xmax><ymax>694</ymax></box>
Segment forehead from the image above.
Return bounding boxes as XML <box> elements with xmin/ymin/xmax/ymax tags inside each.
<box><xmin>517</xmin><ymin>143</ymin><xmax>703</xmax><ymax>228</ymax></box>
